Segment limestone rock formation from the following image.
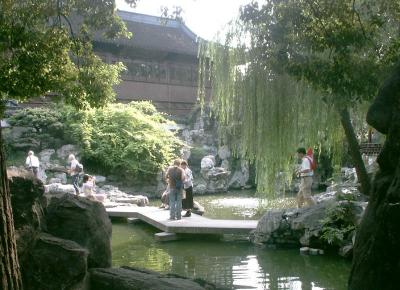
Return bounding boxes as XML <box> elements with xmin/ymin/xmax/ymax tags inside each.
<box><xmin>8</xmin><ymin>169</ymin><xmax>46</xmax><ymax>264</ymax></box>
<box><xmin>251</xmin><ymin>192</ymin><xmax>365</xmax><ymax>256</ymax></box>
<box><xmin>45</xmin><ymin>183</ymin><xmax>76</xmax><ymax>195</ymax></box>
<box><xmin>23</xmin><ymin>234</ymin><xmax>88</xmax><ymax>290</ymax></box>
<box><xmin>349</xmin><ymin>63</ymin><xmax>400</xmax><ymax>290</ymax></box>
<box><xmin>56</xmin><ymin>144</ymin><xmax>80</xmax><ymax>159</ymax></box>
<box><xmin>45</xmin><ymin>194</ymin><xmax>112</xmax><ymax>268</ymax></box>
<box><xmin>89</xmin><ymin>267</ymin><xmax>228</xmax><ymax>290</ymax></box>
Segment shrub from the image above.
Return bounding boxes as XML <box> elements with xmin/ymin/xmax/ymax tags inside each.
<box><xmin>320</xmin><ymin>199</ymin><xmax>357</xmax><ymax>247</ymax></box>
<box><xmin>7</xmin><ymin>106</ymin><xmax>65</xmax><ymax>149</ymax></box>
<box><xmin>7</xmin><ymin>102</ymin><xmax>183</xmax><ymax>180</ymax></box>
<box><xmin>64</xmin><ymin>102</ymin><xmax>183</xmax><ymax>178</ymax></box>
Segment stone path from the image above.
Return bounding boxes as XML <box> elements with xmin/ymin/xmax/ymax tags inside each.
<box><xmin>106</xmin><ymin>206</ymin><xmax>257</xmax><ymax>236</ymax></box>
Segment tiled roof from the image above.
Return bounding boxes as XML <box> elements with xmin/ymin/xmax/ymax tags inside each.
<box><xmin>99</xmin><ymin>10</ymin><xmax>199</xmax><ymax>57</ymax></box>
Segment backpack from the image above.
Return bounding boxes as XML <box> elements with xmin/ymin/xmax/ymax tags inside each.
<box><xmin>305</xmin><ymin>148</ymin><xmax>317</xmax><ymax>171</ymax></box>
<box><xmin>75</xmin><ymin>162</ymin><xmax>83</xmax><ymax>173</ymax></box>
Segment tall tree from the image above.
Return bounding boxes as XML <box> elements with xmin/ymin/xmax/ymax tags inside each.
<box><xmin>199</xmin><ymin>0</ymin><xmax>400</xmax><ymax>194</ymax></box>
<box><xmin>0</xmin><ymin>0</ymin><xmax>137</xmax><ymax>288</ymax></box>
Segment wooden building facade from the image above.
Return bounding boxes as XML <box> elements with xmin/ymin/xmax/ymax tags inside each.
<box><xmin>94</xmin><ymin>10</ymin><xmax>209</xmax><ymax>117</ymax></box>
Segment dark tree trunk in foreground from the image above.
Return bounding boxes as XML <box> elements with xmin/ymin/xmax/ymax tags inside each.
<box><xmin>349</xmin><ymin>64</ymin><xmax>400</xmax><ymax>290</ymax></box>
<box><xmin>339</xmin><ymin>108</ymin><xmax>371</xmax><ymax>195</ymax></box>
<box><xmin>0</xmin><ymin>124</ymin><xmax>23</xmax><ymax>290</ymax></box>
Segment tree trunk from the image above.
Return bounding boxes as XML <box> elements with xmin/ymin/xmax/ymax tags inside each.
<box><xmin>338</xmin><ymin>108</ymin><xmax>371</xmax><ymax>195</ymax></box>
<box><xmin>0</xmin><ymin>123</ymin><xmax>23</xmax><ymax>290</ymax></box>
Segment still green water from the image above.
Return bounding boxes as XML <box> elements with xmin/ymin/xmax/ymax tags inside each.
<box><xmin>111</xmin><ymin>192</ymin><xmax>351</xmax><ymax>290</ymax></box>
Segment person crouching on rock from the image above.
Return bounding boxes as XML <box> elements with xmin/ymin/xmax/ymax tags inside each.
<box><xmin>82</xmin><ymin>174</ymin><xmax>95</xmax><ymax>199</ymax></box>
<box><xmin>166</xmin><ymin>159</ymin><xmax>185</xmax><ymax>220</ymax></box>
<box><xmin>181</xmin><ymin>160</ymin><xmax>193</xmax><ymax>217</ymax></box>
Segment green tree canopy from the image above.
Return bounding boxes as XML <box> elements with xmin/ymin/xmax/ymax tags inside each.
<box><xmin>0</xmin><ymin>1</ymin><xmax>135</xmax><ymax>289</ymax></box>
<box><xmin>199</xmin><ymin>0</ymin><xmax>400</xmax><ymax>194</ymax></box>
<box><xmin>0</xmin><ymin>0</ymin><xmax>128</xmax><ymax>109</ymax></box>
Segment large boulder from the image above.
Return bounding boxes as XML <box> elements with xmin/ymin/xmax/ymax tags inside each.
<box><xmin>200</xmin><ymin>155</ymin><xmax>215</xmax><ymax>170</ymax></box>
<box><xmin>89</xmin><ymin>267</ymin><xmax>227</xmax><ymax>290</ymax></box>
<box><xmin>217</xmin><ymin>145</ymin><xmax>231</xmax><ymax>160</ymax></box>
<box><xmin>8</xmin><ymin>168</ymin><xmax>46</xmax><ymax>264</ymax></box>
<box><xmin>97</xmin><ymin>185</ymin><xmax>150</xmax><ymax>206</ymax></box>
<box><xmin>45</xmin><ymin>194</ymin><xmax>112</xmax><ymax>268</ymax></box>
<box><xmin>54</xmin><ymin>172</ymin><xmax>68</xmax><ymax>184</ymax></box>
<box><xmin>349</xmin><ymin>63</ymin><xmax>400</xmax><ymax>290</ymax></box>
<box><xmin>57</xmin><ymin>144</ymin><xmax>80</xmax><ymax>159</ymax></box>
<box><xmin>251</xmin><ymin>199</ymin><xmax>365</xmax><ymax>252</ymax></box>
<box><xmin>228</xmin><ymin>160</ymin><xmax>249</xmax><ymax>189</ymax></box>
<box><xmin>45</xmin><ymin>183</ymin><xmax>76</xmax><ymax>195</ymax></box>
<box><xmin>23</xmin><ymin>234</ymin><xmax>88</xmax><ymax>290</ymax></box>
<box><xmin>38</xmin><ymin>148</ymin><xmax>55</xmax><ymax>164</ymax></box>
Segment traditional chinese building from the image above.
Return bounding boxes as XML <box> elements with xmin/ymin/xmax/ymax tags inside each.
<box><xmin>93</xmin><ymin>10</ymin><xmax>207</xmax><ymax>117</ymax></box>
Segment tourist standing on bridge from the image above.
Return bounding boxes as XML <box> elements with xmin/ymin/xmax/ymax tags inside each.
<box><xmin>166</xmin><ymin>159</ymin><xmax>185</xmax><ymax>220</ymax></box>
<box><xmin>181</xmin><ymin>160</ymin><xmax>193</xmax><ymax>217</ymax></box>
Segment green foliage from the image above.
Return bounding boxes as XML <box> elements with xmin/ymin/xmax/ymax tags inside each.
<box><xmin>8</xmin><ymin>107</ymin><xmax>64</xmax><ymax>135</ymax></box>
<box><xmin>7</xmin><ymin>103</ymin><xmax>183</xmax><ymax>179</ymax></box>
<box><xmin>198</xmin><ymin>0</ymin><xmax>400</xmax><ymax>194</ymax></box>
<box><xmin>320</xmin><ymin>201</ymin><xmax>356</xmax><ymax>246</ymax></box>
<box><xmin>0</xmin><ymin>0</ymin><xmax>129</xmax><ymax>111</ymax></box>
<box><xmin>64</xmin><ymin>102</ymin><xmax>183</xmax><ymax>178</ymax></box>
<box><xmin>240</xmin><ymin>0</ymin><xmax>400</xmax><ymax>107</ymax></box>
<box><xmin>7</xmin><ymin>107</ymin><xmax>66</xmax><ymax>149</ymax></box>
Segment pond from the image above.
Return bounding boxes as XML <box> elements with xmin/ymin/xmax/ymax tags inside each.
<box><xmin>111</xmin><ymin>192</ymin><xmax>351</xmax><ymax>290</ymax></box>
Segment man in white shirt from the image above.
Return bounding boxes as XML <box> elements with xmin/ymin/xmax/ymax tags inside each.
<box><xmin>296</xmin><ymin>147</ymin><xmax>316</xmax><ymax>208</ymax></box>
<box><xmin>68</xmin><ymin>154</ymin><xmax>81</xmax><ymax>195</ymax></box>
<box><xmin>25</xmin><ymin>150</ymin><xmax>40</xmax><ymax>178</ymax></box>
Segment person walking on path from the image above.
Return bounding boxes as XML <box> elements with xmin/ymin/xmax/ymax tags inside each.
<box><xmin>166</xmin><ymin>159</ymin><xmax>185</xmax><ymax>220</ymax></box>
<box><xmin>68</xmin><ymin>154</ymin><xmax>82</xmax><ymax>195</ymax></box>
<box><xmin>296</xmin><ymin>147</ymin><xmax>316</xmax><ymax>208</ymax></box>
<box><xmin>181</xmin><ymin>160</ymin><xmax>194</xmax><ymax>217</ymax></box>
<box><xmin>25</xmin><ymin>150</ymin><xmax>40</xmax><ymax>178</ymax></box>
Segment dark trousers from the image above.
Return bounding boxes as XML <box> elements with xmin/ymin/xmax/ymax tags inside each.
<box><xmin>72</xmin><ymin>174</ymin><xmax>80</xmax><ymax>194</ymax></box>
<box><xmin>29</xmin><ymin>167</ymin><xmax>39</xmax><ymax>178</ymax></box>
<box><xmin>182</xmin><ymin>186</ymin><xmax>193</xmax><ymax>210</ymax></box>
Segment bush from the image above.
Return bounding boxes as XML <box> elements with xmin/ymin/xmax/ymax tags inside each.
<box><xmin>8</xmin><ymin>106</ymin><xmax>65</xmax><ymax>149</ymax></box>
<box><xmin>320</xmin><ymin>199</ymin><xmax>357</xmax><ymax>247</ymax></box>
<box><xmin>7</xmin><ymin>102</ymin><xmax>183</xmax><ymax>180</ymax></box>
<box><xmin>64</xmin><ymin>102</ymin><xmax>183</xmax><ymax>179</ymax></box>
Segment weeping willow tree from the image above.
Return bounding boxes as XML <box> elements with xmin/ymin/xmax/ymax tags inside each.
<box><xmin>199</xmin><ymin>0</ymin><xmax>400</xmax><ymax>195</ymax></box>
<box><xmin>199</xmin><ymin>38</ymin><xmax>346</xmax><ymax>194</ymax></box>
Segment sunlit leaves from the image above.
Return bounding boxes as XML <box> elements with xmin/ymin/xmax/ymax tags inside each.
<box><xmin>0</xmin><ymin>0</ymin><xmax>130</xmax><ymax>109</ymax></box>
<box><xmin>64</xmin><ymin>102</ymin><xmax>183</xmax><ymax>177</ymax></box>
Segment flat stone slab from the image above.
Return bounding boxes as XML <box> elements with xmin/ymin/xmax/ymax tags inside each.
<box><xmin>106</xmin><ymin>206</ymin><xmax>258</xmax><ymax>235</ymax></box>
<box><xmin>154</xmin><ymin>232</ymin><xmax>178</xmax><ymax>242</ymax></box>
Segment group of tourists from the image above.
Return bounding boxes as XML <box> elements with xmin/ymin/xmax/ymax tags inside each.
<box><xmin>162</xmin><ymin>159</ymin><xmax>194</xmax><ymax>220</ymax></box>
<box><xmin>25</xmin><ymin>150</ymin><xmax>104</xmax><ymax>202</ymax></box>
<box><xmin>25</xmin><ymin>147</ymin><xmax>315</xmax><ymax>211</ymax></box>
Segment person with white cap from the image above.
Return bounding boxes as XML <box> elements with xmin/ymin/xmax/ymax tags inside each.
<box><xmin>25</xmin><ymin>150</ymin><xmax>40</xmax><ymax>178</ymax></box>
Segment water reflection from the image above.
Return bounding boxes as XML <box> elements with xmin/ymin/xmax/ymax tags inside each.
<box><xmin>149</xmin><ymin>191</ymin><xmax>297</xmax><ymax>220</ymax></box>
<box><xmin>112</xmin><ymin>222</ymin><xmax>350</xmax><ymax>290</ymax></box>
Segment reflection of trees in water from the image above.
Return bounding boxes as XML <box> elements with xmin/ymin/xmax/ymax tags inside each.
<box><xmin>112</xmin><ymin>223</ymin><xmax>350</xmax><ymax>290</ymax></box>
<box><xmin>254</xmin><ymin>248</ymin><xmax>350</xmax><ymax>290</ymax></box>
